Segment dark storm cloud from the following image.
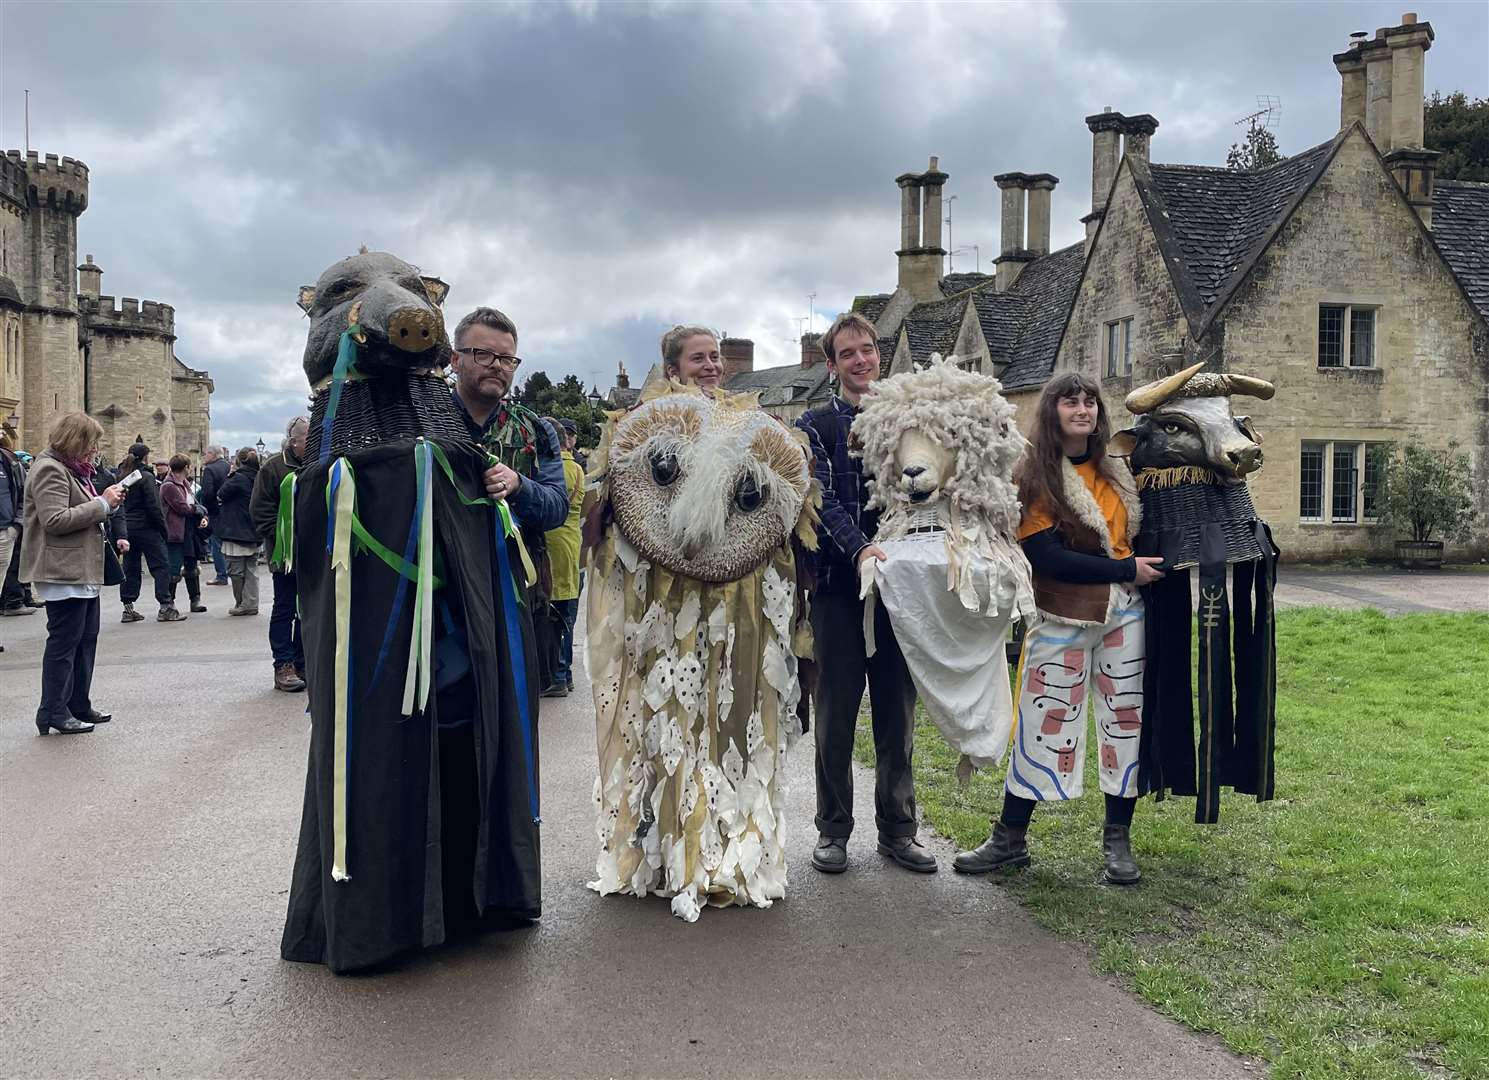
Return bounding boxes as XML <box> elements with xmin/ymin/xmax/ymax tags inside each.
<box><xmin>2</xmin><ymin>1</ymin><xmax>1484</xmax><ymax>448</ymax></box>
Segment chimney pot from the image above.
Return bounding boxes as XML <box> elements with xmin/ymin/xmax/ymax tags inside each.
<box><xmin>928</xmin><ymin>155</ymin><xmax>939</xmax><ymax>171</ymax></box>
<box><xmin>1401</xmin><ymin>12</ymin><xmax>1417</xmax><ymax>24</ymax></box>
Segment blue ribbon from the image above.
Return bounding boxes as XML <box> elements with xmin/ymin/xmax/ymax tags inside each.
<box><xmin>363</xmin><ymin>445</ymin><xmax>427</xmax><ymax>701</ymax></box>
<box><xmin>492</xmin><ymin>506</ymin><xmax>540</xmax><ymax>823</ymax></box>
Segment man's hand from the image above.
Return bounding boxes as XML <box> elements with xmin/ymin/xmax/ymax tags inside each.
<box><xmin>101</xmin><ymin>484</ymin><xmax>125</xmax><ymax>509</ymax></box>
<box><xmin>855</xmin><ymin>544</ymin><xmax>887</xmax><ymax>568</ymax></box>
<box><xmin>483</xmin><ymin>462</ymin><xmax>523</xmax><ymax>501</ymax></box>
<box><xmin>1133</xmin><ymin>556</ymin><xmax>1166</xmax><ymax>586</ymax></box>
<box><xmin>116</xmin><ymin>539</ymin><xmax>130</xmax><ymax>554</ymax></box>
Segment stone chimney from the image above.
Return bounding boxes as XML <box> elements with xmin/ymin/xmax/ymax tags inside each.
<box><xmin>800</xmin><ymin>332</ymin><xmax>825</xmax><ymax>368</ymax></box>
<box><xmin>1026</xmin><ymin>173</ymin><xmax>1059</xmax><ymax>256</ymax></box>
<box><xmin>615</xmin><ymin>360</ymin><xmax>630</xmax><ymax>391</ymax></box>
<box><xmin>1120</xmin><ymin>115</ymin><xmax>1159</xmax><ymax>162</ymax></box>
<box><xmin>994</xmin><ymin>172</ymin><xmax>1032</xmax><ymax>292</ymax></box>
<box><xmin>1083</xmin><ymin>108</ymin><xmax>1125</xmax><ymax>244</ymax></box>
<box><xmin>721</xmin><ymin>336</ymin><xmax>754</xmax><ymax>378</ymax></box>
<box><xmin>895</xmin><ymin>156</ymin><xmax>949</xmax><ymax>303</ymax></box>
<box><xmin>1335</xmin><ymin>14</ymin><xmax>1437</xmax><ymax>226</ymax></box>
<box><xmin>77</xmin><ymin>254</ymin><xmax>102</xmax><ymax>299</ymax></box>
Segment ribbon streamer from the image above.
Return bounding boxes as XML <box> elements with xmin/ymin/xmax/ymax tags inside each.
<box><xmin>319</xmin><ymin>326</ymin><xmax>361</xmax><ymax>464</ymax></box>
<box><xmin>401</xmin><ymin>441</ymin><xmax>436</xmax><ymax>717</ymax></box>
<box><xmin>492</xmin><ymin>502</ymin><xmax>540</xmax><ymax>823</ymax></box>
<box><xmin>328</xmin><ymin>459</ymin><xmax>357</xmax><ymax>881</ymax></box>
<box><xmin>273</xmin><ymin>472</ymin><xmax>297</xmax><ymax>570</ymax></box>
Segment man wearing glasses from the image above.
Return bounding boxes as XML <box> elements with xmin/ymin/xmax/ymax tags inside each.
<box><xmin>449</xmin><ymin>307</ymin><xmax>569</xmax><ymax>534</ymax></box>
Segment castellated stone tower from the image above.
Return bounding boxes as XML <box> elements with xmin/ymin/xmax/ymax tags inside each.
<box><xmin>0</xmin><ymin>150</ymin><xmax>211</xmax><ymax>462</ymax></box>
<box><xmin>0</xmin><ymin>151</ymin><xmax>89</xmax><ymax>451</ymax></box>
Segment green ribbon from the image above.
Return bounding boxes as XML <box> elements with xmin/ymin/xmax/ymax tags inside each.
<box><xmin>273</xmin><ymin>471</ymin><xmax>296</xmax><ymax>570</ymax></box>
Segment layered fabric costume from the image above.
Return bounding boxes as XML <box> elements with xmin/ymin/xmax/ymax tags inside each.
<box><xmin>1134</xmin><ymin>466</ymin><xmax>1278</xmax><ymax>823</ymax></box>
<box><xmin>282</xmin><ymin>255</ymin><xmax>542</xmax><ymax>973</ymax></box>
<box><xmin>1008</xmin><ymin>457</ymin><xmax>1147</xmax><ymax>802</ymax></box>
<box><xmin>584</xmin><ymin>383</ymin><xmax>817</xmax><ymax>922</ymax></box>
<box><xmin>280</xmin><ymin>437</ymin><xmax>542</xmax><ymax>973</ymax></box>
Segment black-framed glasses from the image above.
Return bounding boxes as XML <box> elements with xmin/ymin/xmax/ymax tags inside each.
<box><xmin>455</xmin><ymin>347</ymin><xmax>523</xmax><ymax>370</ymax></box>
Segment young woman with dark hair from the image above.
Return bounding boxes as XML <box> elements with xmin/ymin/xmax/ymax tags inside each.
<box><xmin>954</xmin><ymin>373</ymin><xmax>1165</xmax><ymax>885</ymax></box>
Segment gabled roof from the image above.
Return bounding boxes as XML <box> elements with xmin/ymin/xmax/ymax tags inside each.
<box><xmin>1432</xmin><ymin>180</ymin><xmax>1489</xmax><ymax>323</ymax></box>
<box><xmin>725</xmin><ymin>363</ymin><xmax>832</xmax><ymax>408</ymax></box>
<box><xmin>901</xmin><ymin>294</ymin><xmax>968</xmax><ymax>366</ymax></box>
<box><xmin>940</xmin><ymin>271</ymin><xmax>994</xmax><ymax>297</ymax></box>
<box><xmin>975</xmin><ymin>243</ymin><xmax>1086</xmax><ymax>391</ymax></box>
<box><xmin>1128</xmin><ymin>131</ymin><xmax>1341</xmax><ymax>338</ymax></box>
<box><xmin>851</xmin><ymin>293</ymin><xmax>892</xmax><ymax>324</ymax></box>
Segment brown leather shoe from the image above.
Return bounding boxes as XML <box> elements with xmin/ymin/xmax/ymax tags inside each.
<box><xmin>274</xmin><ymin>663</ymin><xmax>307</xmax><ymax>693</ymax></box>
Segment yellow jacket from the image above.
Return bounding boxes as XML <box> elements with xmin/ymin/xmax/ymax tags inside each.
<box><xmin>545</xmin><ymin>451</ymin><xmax>584</xmax><ymax>601</ymax></box>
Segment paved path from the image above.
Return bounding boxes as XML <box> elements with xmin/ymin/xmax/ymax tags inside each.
<box><xmin>1275</xmin><ymin>565</ymin><xmax>1489</xmax><ymax>614</ymax></box>
<box><xmin>0</xmin><ymin>575</ymin><xmax>1250</xmax><ymax>1079</ymax></box>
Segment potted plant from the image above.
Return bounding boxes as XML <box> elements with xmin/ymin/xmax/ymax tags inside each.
<box><xmin>1372</xmin><ymin>439</ymin><xmax>1478</xmax><ymax>569</ymax></box>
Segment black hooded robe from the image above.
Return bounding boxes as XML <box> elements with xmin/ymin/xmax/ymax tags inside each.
<box><xmin>280</xmin><ymin>439</ymin><xmax>541</xmax><ymax>974</ymax></box>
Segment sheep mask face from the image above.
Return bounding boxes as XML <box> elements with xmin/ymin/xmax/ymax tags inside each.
<box><xmin>854</xmin><ymin>355</ymin><xmax>1027</xmax><ymax>540</ymax></box>
<box><xmin>604</xmin><ymin>383</ymin><xmax>813</xmax><ymax>583</ymax></box>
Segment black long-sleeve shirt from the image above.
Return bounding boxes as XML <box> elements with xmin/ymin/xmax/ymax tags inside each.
<box><xmin>1019</xmin><ymin>451</ymin><xmax>1138</xmax><ymax>585</ymax></box>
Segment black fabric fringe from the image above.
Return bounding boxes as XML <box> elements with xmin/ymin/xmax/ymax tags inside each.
<box><xmin>1136</xmin><ymin>480</ymin><xmax>1267</xmax><ymax>570</ymax></box>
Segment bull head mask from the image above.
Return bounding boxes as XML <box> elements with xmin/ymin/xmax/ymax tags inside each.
<box><xmin>1111</xmin><ymin>362</ymin><xmax>1276</xmax><ymax>483</ymax></box>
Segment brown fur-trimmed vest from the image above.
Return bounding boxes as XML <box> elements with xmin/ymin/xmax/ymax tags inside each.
<box><xmin>1030</xmin><ymin>457</ymin><xmax>1142</xmax><ymax>628</ymax></box>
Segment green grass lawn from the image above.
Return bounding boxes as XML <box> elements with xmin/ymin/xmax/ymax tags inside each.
<box><xmin>855</xmin><ymin>609</ymin><xmax>1489</xmax><ymax>1080</ymax></box>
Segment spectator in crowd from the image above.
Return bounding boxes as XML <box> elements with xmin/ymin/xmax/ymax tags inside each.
<box><xmin>20</xmin><ymin>412</ymin><xmax>126</xmax><ymax>734</ymax></box>
<box><xmin>118</xmin><ymin>440</ymin><xmax>183</xmax><ymax>623</ymax></box>
<box><xmin>198</xmin><ymin>445</ymin><xmax>231</xmax><ymax>585</ymax></box>
<box><xmin>216</xmin><ymin>447</ymin><xmax>261</xmax><ymax>615</ymax></box>
<box><xmin>1</xmin><ymin>429</ymin><xmax>37</xmax><ymax>618</ymax></box>
<box><xmin>0</xmin><ymin>429</ymin><xmax>29</xmax><ymax>649</ymax></box>
<box><xmin>251</xmin><ymin>417</ymin><xmax>308</xmax><ymax>692</ymax></box>
<box><xmin>541</xmin><ymin>417</ymin><xmax>584</xmax><ymax>697</ymax></box>
<box><xmin>160</xmin><ymin>453</ymin><xmax>207</xmax><ymax>615</ymax></box>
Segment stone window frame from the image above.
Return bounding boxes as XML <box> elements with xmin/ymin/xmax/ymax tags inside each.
<box><xmin>1316</xmin><ymin>301</ymin><xmax>1381</xmax><ymax>370</ymax></box>
<box><xmin>1299</xmin><ymin>438</ymin><xmax>1388</xmax><ymax>526</ymax></box>
<box><xmin>1102</xmin><ymin>315</ymin><xmax>1134</xmax><ymax>378</ymax></box>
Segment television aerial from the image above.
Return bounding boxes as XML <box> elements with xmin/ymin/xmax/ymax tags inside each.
<box><xmin>1235</xmin><ymin>94</ymin><xmax>1281</xmax><ymax>128</ymax></box>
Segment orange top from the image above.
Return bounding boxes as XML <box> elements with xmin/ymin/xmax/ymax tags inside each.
<box><xmin>1016</xmin><ymin>457</ymin><xmax>1133</xmax><ymax>559</ymax></box>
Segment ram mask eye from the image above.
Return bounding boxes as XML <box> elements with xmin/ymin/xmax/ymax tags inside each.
<box><xmin>1162</xmin><ymin>422</ymin><xmax>1182</xmax><ymax>435</ymax></box>
<box><xmin>650</xmin><ymin>451</ymin><xmax>680</xmax><ymax>487</ymax></box>
<box><xmin>734</xmin><ymin>474</ymin><xmax>766</xmax><ymax>513</ymax></box>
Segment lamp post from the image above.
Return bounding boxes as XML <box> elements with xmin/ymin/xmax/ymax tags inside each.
<box><xmin>587</xmin><ymin>385</ymin><xmax>603</xmax><ymax>407</ymax></box>
<box><xmin>255</xmin><ymin>437</ymin><xmax>266</xmax><ymax>455</ymax></box>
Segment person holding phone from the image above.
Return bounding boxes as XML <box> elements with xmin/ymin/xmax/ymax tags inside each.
<box><xmin>19</xmin><ymin>413</ymin><xmax>126</xmax><ymax>735</ymax></box>
<box><xmin>954</xmin><ymin>373</ymin><xmax>1163</xmax><ymax>885</ymax></box>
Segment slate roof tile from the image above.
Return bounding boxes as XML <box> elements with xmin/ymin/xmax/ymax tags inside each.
<box><xmin>1432</xmin><ymin>179</ymin><xmax>1489</xmax><ymax>323</ymax></box>
<box><xmin>981</xmin><ymin>243</ymin><xmax>1086</xmax><ymax>391</ymax></box>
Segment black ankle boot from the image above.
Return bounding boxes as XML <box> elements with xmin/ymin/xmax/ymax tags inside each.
<box><xmin>952</xmin><ymin>820</ymin><xmax>1030</xmax><ymax>874</ymax></box>
<box><xmin>1102</xmin><ymin>825</ymin><xmax>1141</xmax><ymax>885</ymax></box>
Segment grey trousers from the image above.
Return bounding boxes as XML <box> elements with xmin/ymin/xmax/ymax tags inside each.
<box><xmin>227</xmin><ymin>554</ymin><xmax>259</xmax><ymax>613</ymax></box>
<box><xmin>810</xmin><ymin>590</ymin><xmax>919</xmax><ymax>840</ymax></box>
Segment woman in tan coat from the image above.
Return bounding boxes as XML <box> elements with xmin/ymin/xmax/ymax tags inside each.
<box><xmin>20</xmin><ymin>413</ymin><xmax>126</xmax><ymax>735</ymax></box>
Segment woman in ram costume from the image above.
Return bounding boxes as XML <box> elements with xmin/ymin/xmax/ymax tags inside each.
<box><xmin>583</xmin><ymin>380</ymin><xmax>818</xmax><ymax>922</ymax></box>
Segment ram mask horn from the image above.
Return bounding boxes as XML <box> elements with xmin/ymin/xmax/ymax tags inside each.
<box><xmin>1218</xmin><ymin>373</ymin><xmax>1276</xmax><ymax>400</ymax></box>
<box><xmin>1125</xmin><ymin>361</ymin><xmax>1205</xmax><ymax>414</ymax></box>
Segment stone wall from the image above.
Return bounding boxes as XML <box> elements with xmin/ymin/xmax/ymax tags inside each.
<box><xmin>171</xmin><ymin>369</ymin><xmax>213</xmax><ymax>463</ymax></box>
<box><xmin>19</xmin><ymin>310</ymin><xmax>83</xmax><ymax>449</ymax></box>
<box><xmin>1215</xmin><ymin>130</ymin><xmax>1489</xmax><ymax>560</ymax></box>
<box><xmin>88</xmin><ymin>325</ymin><xmax>177</xmax><ymax>466</ymax></box>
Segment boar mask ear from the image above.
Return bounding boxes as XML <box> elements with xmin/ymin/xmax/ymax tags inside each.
<box><xmin>1109</xmin><ymin>429</ymin><xmax>1139</xmax><ymax>457</ymax></box>
<box><xmin>296</xmin><ymin>286</ymin><xmax>316</xmax><ymax>315</ymax></box>
<box><xmin>422</xmin><ymin>276</ymin><xmax>450</xmax><ymax>308</ymax></box>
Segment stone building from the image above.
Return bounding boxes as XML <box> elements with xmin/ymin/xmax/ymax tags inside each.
<box><xmin>0</xmin><ymin>150</ymin><xmax>211</xmax><ymax>463</ymax></box>
<box><xmin>723</xmin><ymin>333</ymin><xmax>832</xmax><ymax>423</ymax></box>
<box><xmin>847</xmin><ymin>12</ymin><xmax>1488</xmax><ymax>561</ymax></box>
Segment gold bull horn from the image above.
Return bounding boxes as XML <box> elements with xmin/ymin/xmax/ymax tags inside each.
<box><xmin>1218</xmin><ymin>373</ymin><xmax>1276</xmax><ymax>400</ymax></box>
<box><xmin>1124</xmin><ymin>361</ymin><xmax>1205</xmax><ymax>414</ymax></box>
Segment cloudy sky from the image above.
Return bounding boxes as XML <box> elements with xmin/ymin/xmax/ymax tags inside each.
<box><xmin>4</xmin><ymin>1</ymin><xmax>1485</xmax><ymax>448</ymax></box>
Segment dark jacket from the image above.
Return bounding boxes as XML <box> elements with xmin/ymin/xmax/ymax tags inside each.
<box><xmin>121</xmin><ymin>461</ymin><xmax>168</xmax><ymax>537</ymax></box>
<box><xmin>251</xmin><ymin>447</ymin><xmax>302</xmax><ymax>567</ymax></box>
<box><xmin>215</xmin><ymin>464</ymin><xmax>260</xmax><ymax>546</ymax></box>
<box><xmin>796</xmin><ymin>396</ymin><xmax>876</xmax><ymax>597</ymax></box>
<box><xmin>198</xmin><ymin>457</ymin><xmax>230</xmax><ymax>520</ymax></box>
<box><xmin>0</xmin><ymin>446</ymin><xmax>24</xmax><ymax>529</ymax></box>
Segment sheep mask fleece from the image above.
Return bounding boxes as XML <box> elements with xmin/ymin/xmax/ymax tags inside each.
<box><xmin>852</xmin><ymin>355</ymin><xmax>1035</xmax><ymax>774</ymax></box>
